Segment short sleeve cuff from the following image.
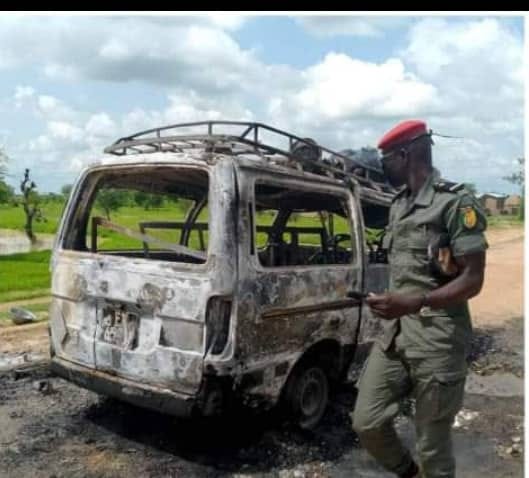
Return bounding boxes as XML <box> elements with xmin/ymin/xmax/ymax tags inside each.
<box><xmin>451</xmin><ymin>235</ymin><xmax>489</xmax><ymax>257</ymax></box>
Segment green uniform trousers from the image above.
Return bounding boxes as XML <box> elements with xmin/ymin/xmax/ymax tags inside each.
<box><xmin>352</xmin><ymin>342</ymin><xmax>467</xmax><ymax>478</ymax></box>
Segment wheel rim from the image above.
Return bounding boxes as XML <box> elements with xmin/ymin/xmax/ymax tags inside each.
<box><xmin>298</xmin><ymin>368</ymin><xmax>328</xmax><ymax>428</ymax></box>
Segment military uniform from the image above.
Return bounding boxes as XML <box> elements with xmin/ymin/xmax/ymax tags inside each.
<box><xmin>353</xmin><ymin>168</ymin><xmax>488</xmax><ymax>478</ymax></box>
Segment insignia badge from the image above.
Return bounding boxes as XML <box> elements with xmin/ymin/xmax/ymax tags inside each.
<box><xmin>461</xmin><ymin>207</ymin><xmax>477</xmax><ymax>229</ymax></box>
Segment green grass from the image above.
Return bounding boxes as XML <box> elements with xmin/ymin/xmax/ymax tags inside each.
<box><xmin>89</xmin><ymin>204</ymin><xmax>207</xmax><ymax>251</ymax></box>
<box><xmin>0</xmin><ymin>289</ymin><xmax>51</xmax><ymax>303</ymax></box>
<box><xmin>255</xmin><ymin>211</ymin><xmax>352</xmax><ymax>248</ymax></box>
<box><xmin>0</xmin><ymin>250</ymin><xmax>51</xmax><ymax>303</ymax></box>
<box><xmin>487</xmin><ymin>214</ymin><xmax>524</xmax><ymax>228</ymax></box>
<box><xmin>0</xmin><ymin>201</ymin><xmax>64</xmax><ymax>234</ymax></box>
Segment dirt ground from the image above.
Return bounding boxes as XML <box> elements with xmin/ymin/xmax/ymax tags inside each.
<box><xmin>0</xmin><ymin>226</ymin><xmax>524</xmax><ymax>477</ymax></box>
<box><xmin>469</xmin><ymin>227</ymin><xmax>524</xmax><ymax>327</ymax></box>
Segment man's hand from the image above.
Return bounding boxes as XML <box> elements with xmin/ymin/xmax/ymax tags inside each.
<box><xmin>365</xmin><ymin>292</ymin><xmax>422</xmax><ymax>320</ymax></box>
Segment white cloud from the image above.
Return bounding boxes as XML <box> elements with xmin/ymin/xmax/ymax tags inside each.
<box><xmin>14</xmin><ymin>85</ymin><xmax>35</xmax><ymax>102</ymax></box>
<box><xmin>402</xmin><ymin>18</ymin><xmax>523</xmax><ymax>118</ymax></box>
<box><xmin>164</xmin><ymin>91</ymin><xmax>254</xmax><ymax>123</ymax></box>
<box><xmin>265</xmin><ymin>53</ymin><xmax>439</xmax><ymax>137</ymax></box>
<box><xmin>9</xmin><ymin>84</ymin><xmax>258</xmax><ymax>176</ymax></box>
<box><xmin>85</xmin><ymin>113</ymin><xmax>117</xmax><ymax>138</ymax></box>
<box><xmin>296</xmin><ymin>16</ymin><xmax>412</xmax><ymax>37</ymax></box>
<box><xmin>99</xmin><ymin>39</ymin><xmax>130</xmax><ymax>61</ymax></box>
<box><xmin>43</xmin><ymin>63</ymin><xmax>77</xmax><ymax>81</ymax></box>
<box><xmin>404</xmin><ymin>18</ymin><xmax>522</xmax><ymax>80</ymax></box>
<box><xmin>38</xmin><ymin>96</ymin><xmax>60</xmax><ymax>115</ymax></box>
<box><xmin>395</xmin><ymin>17</ymin><xmax>523</xmax><ymax>193</ymax></box>
<box><xmin>47</xmin><ymin>121</ymin><xmax>84</xmax><ymax>142</ymax></box>
<box><xmin>0</xmin><ymin>16</ymin><xmax>259</xmax><ymax>93</ymax></box>
<box><xmin>206</xmin><ymin>14</ymin><xmax>247</xmax><ymax>31</ymax></box>
<box><xmin>120</xmin><ymin>108</ymin><xmax>164</xmax><ymax>136</ymax></box>
<box><xmin>28</xmin><ymin>135</ymin><xmax>53</xmax><ymax>152</ymax></box>
<box><xmin>0</xmin><ymin>16</ymin><xmax>523</xmax><ymax>195</ymax></box>
<box><xmin>12</xmin><ymin>88</ymin><xmax>79</xmax><ymax>123</ymax></box>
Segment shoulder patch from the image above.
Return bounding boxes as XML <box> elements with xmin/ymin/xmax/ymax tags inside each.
<box><xmin>460</xmin><ymin>206</ymin><xmax>478</xmax><ymax>229</ymax></box>
<box><xmin>433</xmin><ymin>180</ymin><xmax>465</xmax><ymax>193</ymax></box>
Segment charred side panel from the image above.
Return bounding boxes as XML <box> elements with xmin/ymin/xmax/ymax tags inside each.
<box><xmin>236</xmin><ymin>270</ymin><xmax>359</xmax><ymax>358</ymax></box>
<box><xmin>231</xmin><ymin>167</ymin><xmax>364</xmax><ymax>405</ymax></box>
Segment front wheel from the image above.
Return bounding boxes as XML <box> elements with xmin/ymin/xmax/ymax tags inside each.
<box><xmin>284</xmin><ymin>363</ymin><xmax>329</xmax><ymax>430</ymax></box>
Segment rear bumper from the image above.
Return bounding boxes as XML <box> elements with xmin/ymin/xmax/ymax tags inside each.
<box><xmin>51</xmin><ymin>357</ymin><xmax>195</xmax><ymax>417</ymax></box>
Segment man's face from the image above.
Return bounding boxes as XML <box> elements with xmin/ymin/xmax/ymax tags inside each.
<box><xmin>381</xmin><ymin>146</ymin><xmax>409</xmax><ymax>188</ymax></box>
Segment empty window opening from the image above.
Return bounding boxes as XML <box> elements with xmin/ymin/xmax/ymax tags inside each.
<box><xmin>63</xmin><ymin>167</ymin><xmax>209</xmax><ymax>264</ymax></box>
<box><xmin>254</xmin><ymin>183</ymin><xmax>354</xmax><ymax>267</ymax></box>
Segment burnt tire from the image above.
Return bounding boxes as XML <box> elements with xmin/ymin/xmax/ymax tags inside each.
<box><xmin>284</xmin><ymin>363</ymin><xmax>329</xmax><ymax>430</ymax></box>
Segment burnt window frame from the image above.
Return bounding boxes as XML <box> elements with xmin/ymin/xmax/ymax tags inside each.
<box><xmin>59</xmin><ymin>164</ymin><xmax>212</xmax><ymax>268</ymax></box>
<box><xmin>251</xmin><ymin>177</ymin><xmax>359</xmax><ymax>270</ymax></box>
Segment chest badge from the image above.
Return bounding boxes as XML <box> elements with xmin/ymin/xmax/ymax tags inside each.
<box><xmin>461</xmin><ymin>207</ymin><xmax>477</xmax><ymax>229</ymax></box>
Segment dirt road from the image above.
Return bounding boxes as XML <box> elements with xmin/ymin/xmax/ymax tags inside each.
<box><xmin>470</xmin><ymin>227</ymin><xmax>524</xmax><ymax>327</ymax></box>
<box><xmin>0</xmin><ymin>227</ymin><xmax>524</xmax><ymax>477</ymax></box>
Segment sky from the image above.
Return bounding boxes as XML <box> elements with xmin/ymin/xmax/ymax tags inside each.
<box><xmin>0</xmin><ymin>13</ymin><xmax>525</xmax><ymax>195</ymax></box>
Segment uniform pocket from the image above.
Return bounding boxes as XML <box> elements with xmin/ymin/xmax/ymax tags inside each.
<box><xmin>415</xmin><ymin>370</ymin><xmax>466</xmax><ymax>423</ymax></box>
<box><xmin>355</xmin><ymin>352</ymin><xmax>372</xmax><ymax>389</ymax></box>
<box><xmin>433</xmin><ymin>371</ymin><xmax>466</xmax><ymax>420</ymax></box>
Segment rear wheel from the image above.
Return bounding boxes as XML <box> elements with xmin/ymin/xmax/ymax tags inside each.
<box><xmin>284</xmin><ymin>363</ymin><xmax>329</xmax><ymax>430</ymax></box>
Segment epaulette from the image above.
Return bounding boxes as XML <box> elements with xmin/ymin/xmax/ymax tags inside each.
<box><xmin>392</xmin><ymin>185</ymin><xmax>408</xmax><ymax>202</ymax></box>
<box><xmin>433</xmin><ymin>180</ymin><xmax>465</xmax><ymax>193</ymax></box>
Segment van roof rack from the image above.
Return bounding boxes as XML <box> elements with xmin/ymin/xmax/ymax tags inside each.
<box><xmin>104</xmin><ymin>121</ymin><xmax>395</xmax><ymax>207</ymax></box>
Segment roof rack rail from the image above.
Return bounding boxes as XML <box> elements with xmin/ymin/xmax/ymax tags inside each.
<box><xmin>103</xmin><ymin>121</ymin><xmax>395</xmax><ymax>207</ymax></box>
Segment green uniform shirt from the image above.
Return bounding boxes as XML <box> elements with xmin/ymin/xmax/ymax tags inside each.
<box><xmin>378</xmin><ymin>169</ymin><xmax>488</xmax><ymax>357</ymax></box>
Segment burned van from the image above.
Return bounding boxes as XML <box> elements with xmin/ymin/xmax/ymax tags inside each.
<box><xmin>49</xmin><ymin>122</ymin><xmax>393</xmax><ymax>428</ymax></box>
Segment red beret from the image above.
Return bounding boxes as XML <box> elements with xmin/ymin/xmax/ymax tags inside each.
<box><xmin>377</xmin><ymin>120</ymin><xmax>428</xmax><ymax>151</ymax></box>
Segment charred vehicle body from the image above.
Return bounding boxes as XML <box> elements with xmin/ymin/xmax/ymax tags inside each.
<box><xmin>49</xmin><ymin>122</ymin><xmax>394</xmax><ymax>428</ymax></box>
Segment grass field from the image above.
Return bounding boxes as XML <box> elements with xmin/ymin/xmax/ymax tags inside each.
<box><xmin>486</xmin><ymin>214</ymin><xmax>524</xmax><ymax>228</ymax></box>
<box><xmin>0</xmin><ymin>250</ymin><xmax>51</xmax><ymax>303</ymax></box>
<box><xmin>0</xmin><ymin>201</ymin><xmax>65</xmax><ymax>234</ymax></box>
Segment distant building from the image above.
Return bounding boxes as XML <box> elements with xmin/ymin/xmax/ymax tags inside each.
<box><xmin>477</xmin><ymin>193</ymin><xmax>508</xmax><ymax>216</ymax></box>
<box><xmin>505</xmin><ymin>194</ymin><xmax>522</xmax><ymax>216</ymax></box>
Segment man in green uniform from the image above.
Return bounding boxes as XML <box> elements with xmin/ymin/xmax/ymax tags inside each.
<box><xmin>352</xmin><ymin>120</ymin><xmax>488</xmax><ymax>478</ymax></box>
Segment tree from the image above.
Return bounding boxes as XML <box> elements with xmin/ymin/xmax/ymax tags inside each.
<box><xmin>134</xmin><ymin>191</ymin><xmax>164</xmax><ymax>210</ymax></box>
<box><xmin>96</xmin><ymin>188</ymin><xmax>128</xmax><ymax>220</ymax></box>
<box><xmin>20</xmin><ymin>168</ymin><xmax>46</xmax><ymax>244</ymax></box>
<box><xmin>0</xmin><ymin>147</ymin><xmax>8</xmax><ymax>178</ymax></box>
<box><xmin>0</xmin><ymin>180</ymin><xmax>14</xmax><ymax>204</ymax></box>
<box><xmin>61</xmin><ymin>184</ymin><xmax>73</xmax><ymax>198</ymax></box>
<box><xmin>503</xmin><ymin>157</ymin><xmax>524</xmax><ymax>188</ymax></box>
<box><xmin>0</xmin><ymin>148</ymin><xmax>17</xmax><ymax>205</ymax></box>
<box><xmin>503</xmin><ymin>157</ymin><xmax>525</xmax><ymax>220</ymax></box>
